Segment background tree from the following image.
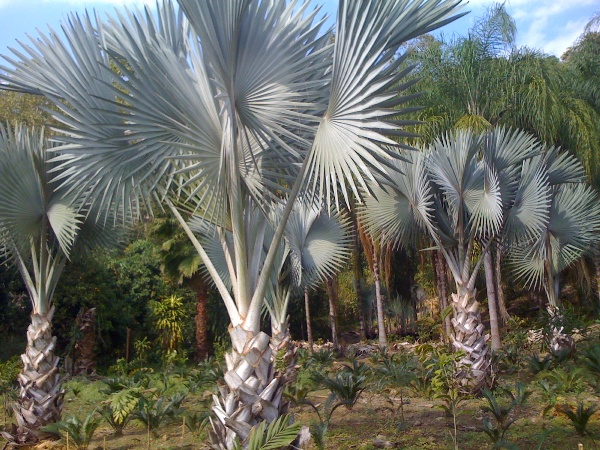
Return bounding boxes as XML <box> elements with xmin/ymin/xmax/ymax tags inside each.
<box><xmin>362</xmin><ymin>128</ymin><xmax>544</xmax><ymax>390</ymax></box>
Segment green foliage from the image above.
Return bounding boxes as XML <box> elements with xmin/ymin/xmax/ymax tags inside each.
<box><xmin>234</xmin><ymin>414</ymin><xmax>301</xmax><ymax>450</ymax></box>
<box><xmin>298</xmin><ymin>359</ymin><xmax>369</xmax><ymax>450</ymax></box>
<box><xmin>0</xmin><ymin>355</ymin><xmax>20</xmax><ymax>394</ymax></box>
<box><xmin>556</xmin><ymin>401</ymin><xmax>598</xmax><ymax>436</ymax></box>
<box><xmin>134</xmin><ymin>392</ymin><xmax>187</xmax><ymax>436</ymax></box>
<box><xmin>376</xmin><ymin>353</ymin><xmax>417</xmax><ymax>424</ymax></box>
<box><xmin>480</xmin><ymin>383</ymin><xmax>531</xmax><ymax>447</ymax></box>
<box><xmin>43</xmin><ymin>412</ymin><xmax>101</xmax><ymax>450</ymax></box>
<box><xmin>99</xmin><ymin>387</ymin><xmax>143</xmax><ymax>435</ymax></box>
<box><xmin>581</xmin><ymin>342</ymin><xmax>600</xmax><ymax>385</ymax></box>
<box><xmin>495</xmin><ymin>321</ymin><xmax>529</xmax><ymax>371</ymax></box>
<box><xmin>417</xmin><ymin>344</ymin><xmax>469</xmax><ymax>450</ymax></box>
<box><xmin>150</xmin><ymin>295</ymin><xmax>186</xmax><ymax>353</ymax></box>
<box><xmin>527</xmin><ymin>353</ymin><xmax>553</xmax><ymax>375</ymax></box>
<box><xmin>539</xmin><ymin>367</ymin><xmax>587</xmax><ymax>395</ymax></box>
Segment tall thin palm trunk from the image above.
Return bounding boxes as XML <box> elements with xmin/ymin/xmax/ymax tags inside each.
<box><xmin>350</xmin><ymin>202</ymin><xmax>367</xmax><ymax>341</ymax></box>
<box><xmin>494</xmin><ymin>242</ymin><xmax>510</xmax><ymax>323</ymax></box>
<box><xmin>190</xmin><ymin>275</ymin><xmax>209</xmax><ymax>361</ymax></box>
<box><xmin>484</xmin><ymin>250</ymin><xmax>502</xmax><ymax>350</ymax></box>
<box><xmin>434</xmin><ymin>250</ymin><xmax>452</xmax><ymax>339</ymax></box>
<box><xmin>304</xmin><ymin>287</ymin><xmax>314</xmax><ymax>355</ymax></box>
<box><xmin>325</xmin><ymin>277</ymin><xmax>340</xmax><ymax>352</ymax></box>
<box><xmin>373</xmin><ymin>247</ymin><xmax>387</xmax><ymax>351</ymax></box>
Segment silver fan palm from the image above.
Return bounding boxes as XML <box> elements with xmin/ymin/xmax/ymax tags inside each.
<box><xmin>0</xmin><ymin>0</ymin><xmax>464</xmax><ymax>446</ymax></box>
<box><xmin>0</xmin><ymin>124</ymin><xmax>117</xmax><ymax>445</ymax></box>
<box><xmin>362</xmin><ymin>127</ymin><xmax>544</xmax><ymax>391</ymax></box>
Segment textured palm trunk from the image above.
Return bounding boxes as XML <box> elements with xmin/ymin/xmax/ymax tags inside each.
<box><xmin>546</xmin><ymin>305</ymin><xmax>575</xmax><ymax>356</ymax></box>
<box><xmin>483</xmin><ymin>251</ymin><xmax>502</xmax><ymax>351</ymax></box>
<box><xmin>1</xmin><ymin>306</ymin><xmax>64</xmax><ymax>445</ymax></box>
<box><xmin>373</xmin><ymin>256</ymin><xmax>387</xmax><ymax>351</ymax></box>
<box><xmin>74</xmin><ymin>307</ymin><xmax>97</xmax><ymax>375</ymax></box>
<box><xmin>190</xmin><ymin>275</ymin><xmax>210</xmax><ymax>361</ymax></box>
<box><xmin>304</xmin><ymin>287</ymin><xmax>314</xmax><ymax>354</ymax></box>
<box><xmin>208</xmin><ymin>325</ymin><xmax>286</xmax><ymax>449</ymax></box>
<box><xmin>434</xmin><ymin>250</ymin><xmax>452</xmax><ymax>340</ymax></box>
<box><xmin>270</xmin><ymin>319</ymin><xmax>297</xmax><ymax>386</ymax></box>
<box><xmin>450</xmin><ymin>285</ymin><xmax>492</xmax><ymax>392</ymax></box>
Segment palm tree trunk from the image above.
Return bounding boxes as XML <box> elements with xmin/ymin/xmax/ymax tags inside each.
<box><xmin>325</xmin><ymin>277</ymin><xmax>340</xmax><ymax>352</ymax></box>
<box><xmin>373</xmin><ymin>253</ymin><xmax>387</xmax><ymax>351</ymax></box>
<box><xmin>1</xmin><ymin>306</ymin><xmax>64</xmax><ymax>446</ymax></box>
<box><xmin>304</xmin><ymin>287</ymin><xmax>314</xmax><ymax>355</ymax></box>
<box><xmin>484</xmin><ymin>250</ymin><xmax>502</xmax><ymax>351</ymax></box>
<box><xmin>350</xmin><ymin>204</ymin><xmax>367</xmax><ymax>341</ymax></box>
<box><xmin>74</xmin><ymin>307</ymin><xmax>97</xmax><ymax>375</ymax></box>
<box><xmin>190</xmin><ymin>275</ymin><xmax>210</xmax><ymax>361</ymax></box>
<box><xmin>450</xmin><ymin>285</ymin><xmax>492</xmax><ymax>392</ymax></box>
<box><xmin>493</xmin><ymin>242</ymin><xmax>510</xmax><ymax>323</ymax></box>
<box><xmin>208</xmin><ymin>325</ymin><xmax>285</xmax><ymax>449</ymax></box>
<box><xmin>434</xmin><ymin>250</ymin><xmax>452</xmax><ymax>339</ymax></box>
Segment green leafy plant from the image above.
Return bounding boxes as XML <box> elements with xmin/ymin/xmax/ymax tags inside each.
<box><xmin>183</xmin><ymin>409</ymin><xmax>211</xmax><ymax>433</ymax></box>
<box><xmin>539</xmin><ymin>367</ymin><xmax>586</xmax><ymax>394</ymax></box>
<box><xmin>150</xmin><ymin>295</ymin><xmax>186</xmax><ymax>355</ymax></box>
<box><xmin>43</xmin><ymin>412</ymin><xmax>101</xmax><ymax>450</ymax></box>
<box><xmin>581</xmin><ymin>343</ymin><xmax>600</xmax><ymax>391</ymax></box>
<box><xmin>233</xmin><ymin>414</ymin><xmax>301</xmax><ymax>450</ymax></box>
<box><xmin>0</xmin><ymin>356</ymin><xmax>20</xmax><ymax>394</ymax></box>
<box><xmin>556</xmin><ymin>401</ymin><xmax>598</xmax><ymax>436</ymax></box>
<box><xmin>309</xmin><ymin>348</ymin><xmax>335</xmax><ymax>368</ymax></box>
<box><xmin>99</xmin><ymin>387</ymin><xmax>143</xmax><ymax>436</ymax></box>
<box><xmin>134</xmin><ymin>392</ymin><xmax>186</xmax><ymax>436</ymax></box>
<box><xmin>480</xmin><ymin>382</ymin><xmax>531</xmax><ymax>448</ymax></box>
<box><xmin>527</xmin><ymin>353</ymin><xmax>553</xmax><ymax>374</ymax></box>
<box><xmin>420</xmin><ymin>344</ymin><xmax>468</xmax><ymax>450</ymax></box>
<box><xmin>376</xmin><ymin>353</ymin><xmax>417</xmax><ymax>425</ymax></box>
<box><xmin>300</xmin><ymin>366</ymin><xmax>368</xmax><ymax>450</ymax></box>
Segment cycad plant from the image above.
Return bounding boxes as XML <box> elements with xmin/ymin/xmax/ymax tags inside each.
<box><xmin>0</xmin><ymin>0</ymin><xmax>464</xmax><ymax>446</ymax></box>
<box><xmin>362</xmin><ymin>127</ymin><xmax>544</xmax><ymax>390</ymax></box>
<box><xmin>0</xmin><ymin>124</ymin><xmax>116</xmax><ymax>445</ymax></box>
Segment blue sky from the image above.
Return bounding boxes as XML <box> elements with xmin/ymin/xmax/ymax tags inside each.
<box><xmin>0</xmin><ymin>0</ymin><xmax>597</xmax><ymax>60</ymax></box>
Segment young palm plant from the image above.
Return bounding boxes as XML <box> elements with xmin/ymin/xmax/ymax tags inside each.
<box><xmin>0</xmin><ymin>124</ymin><xmax>117</xmax><ymax>445</ymax></box>
<box><xmin>361</xmin><ymin>127</ymin><xmax>546</xmax><ymax>391</ymax></box>
<box><xmin>0</xmin><ymin>0</ymin><xmax>465</xmax><ymax>446</ymax></box>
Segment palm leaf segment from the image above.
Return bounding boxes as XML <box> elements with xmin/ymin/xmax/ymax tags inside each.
<box><xmin>189</xmin><ymin>199</ymin><xmax>350</xmax><ymax>323</ymax></box>
<box><xmin>508</xmin><ymin>148</ymin><xmax>600</xmax><ymax>292</ymax></box>
<box><xmin>362</xmin><ymin>128</ymin><xmax>541</xmax><ymax>261</ymax></box>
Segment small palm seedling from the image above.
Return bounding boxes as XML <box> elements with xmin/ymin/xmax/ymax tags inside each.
<box><xmin>527</xmin><ymin>353</ymin><xmax>553</xmax><ymax>374</ymax></box>
<box><xmin>300</xmin><ymin>365</ymin><xmax>368</xmax><ymax>449</ymax></box>
<box><xmin>99</xmin><ymin>387</ymin><xmax>143</xmax><ymax>436</ymax></box>
<box><xmin>309</xmin><ymin>348</ymin><xmax>335</xmax><ymax>368</ymax></box>
<box><xmin>556</xmin><ymin>401</ymin><xmax>598</xmax><ymax>436</ymax></box>
<box><xmin>43</xmin><ymin>412</ymin><xmax>101</xmax><ymax>450</ymax></box>
<box><xmin>540</xmin><ymin>367</ymin><xmax>586</xmax><ymax>394</ymax></box>
<box><xmin>233</xmin><ymin>414</ymin><xmax>302</xmax><ymax>450</ymax></box>
<box><xmin>135</xmin><ymin>392</ymin><xmax>187</xmax><ymax>436</ymax></box>
<box><xmin>480</xmin><ymin>382</ymin><xmax>531</xmax><ymax>448</ymax></box>
<box><xmin>183</xmin><ymin>409</ymin><xmax>211</xmax><ymax>434</ymax></box>
<box><xmin>581</xmin><ymin>343</ymin><xmax>600</xmax><ymax>391</ymax></box>
<box><xmin>376</xmin><ymin>353</ymin><xmax>417</xmax><ymax>425</ymax></box>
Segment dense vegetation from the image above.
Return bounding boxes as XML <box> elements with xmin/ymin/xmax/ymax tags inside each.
<box><xmin>1</xmin><ymin>1</ymin><xmax>599</xmax><ymax>449</ymax></box>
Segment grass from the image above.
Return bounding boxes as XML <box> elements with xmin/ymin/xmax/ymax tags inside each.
<box><xmin>2</xmin><ymin>328</ymin><xmax>600</xmax><ymax>449</ymax></box>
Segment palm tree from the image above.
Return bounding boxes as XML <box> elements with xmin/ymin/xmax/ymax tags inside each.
<box><xmin>0</xmin><ymin>0</ymin><xmax>464</xmax><ymax>445</ymax></box>
<box><xmin>0</xmin><ymin>124</ymin><xmax>115</xmax><ymax>445</ymax></box>
<box><xmin>151</xmin><ymin>216</ymin><xmax>211</xmax><ymax>361</ymax></box>
<box><xmin>362</xmin><ymin>128</ymin><xmax>545</xmax><ymax>391</ymax></box>
<box><xmin>507</xmin><ymin>149</ymin><xmax>600</xmax><ymax>353</ymax></box>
